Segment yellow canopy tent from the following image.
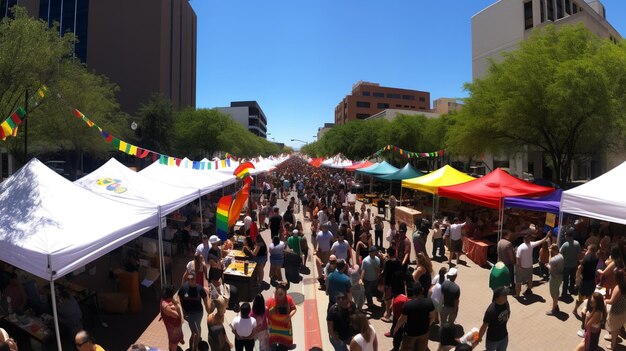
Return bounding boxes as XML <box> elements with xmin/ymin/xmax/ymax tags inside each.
<box><xmin>402</xmin><ymin>165</ymin><xmax>475</xmax><ymax>194</ymax></box>
<box><xmin>401</xmin><ymin>165</ymin><xmax>475</xmax><ymax>220</ymax></box>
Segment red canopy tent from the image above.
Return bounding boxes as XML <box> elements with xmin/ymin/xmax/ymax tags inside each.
<box><xmin>345</xmin><ymin>160</ymin><xmax>374</xmax><ymax>172</ymax></box>
<box><xmin>309</xmin><ymin>157</ymin><xmax>325</xmax><ymax>168</ymax></box>
<box><xmin>438</xmin><ymin>168</ymin><xmax>555</xmax><ymax>238</ymax></box>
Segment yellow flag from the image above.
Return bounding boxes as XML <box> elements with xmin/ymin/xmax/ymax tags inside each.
<box><xmin>129</xmin><ymin>145</ymin><xmax>137</xmax><ymax>156</ymax></box>
<box><xmin>118</xmin><ymin>141</ymin><xmax>128</xmax><ymax>153</ymax></box>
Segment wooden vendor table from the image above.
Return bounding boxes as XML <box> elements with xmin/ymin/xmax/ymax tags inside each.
<box><xmin>395</xmin><ymin>206</ymin><xmax>422</xmax><ymax>228</ymax></box>
<box><xmin>462</xmin><ymin>236</ymin><xmax>494</xmax><ymax>267</ymax></box>
<box><xmin>223</xmin><ymin>260</ymin><xmax>257</xmax><ymax>302</ymax></box>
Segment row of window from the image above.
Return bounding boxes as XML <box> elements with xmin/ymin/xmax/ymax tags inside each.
<box><xmin>526</xmin><ymin>0</ymin><xmax>583</xmax><ymax>30</ymax></box>
<box><xmin>356</xmin><ymin>101</ymin><xmax>420</xmax><ymax>109</ymax></box>
<box><xmin>361</xmin><ymin>91</ymin><xmax>422</xmax><ymax>101</ymax></box>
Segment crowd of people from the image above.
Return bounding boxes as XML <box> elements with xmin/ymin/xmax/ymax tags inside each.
<box><xmin>4</xmin><ymin>156</ymin><xmax>624</xmax><ymax>351</ymax></box>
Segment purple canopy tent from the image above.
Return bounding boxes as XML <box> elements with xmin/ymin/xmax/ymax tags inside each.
<box><xmin>503</xmin><ymin>189</ymin><xmax>562</xmax><ymax>214</ymax></box>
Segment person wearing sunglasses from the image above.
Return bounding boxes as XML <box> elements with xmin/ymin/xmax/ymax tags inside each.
<box><xmin>74</xmin><ymin>330</ymin><xmax>105</xmax><ymax>350</ymax></box>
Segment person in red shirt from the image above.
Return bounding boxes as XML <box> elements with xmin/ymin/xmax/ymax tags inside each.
<box><xmin>386</xmin><ymin>272</ymin><xmax>411</xmax><ymax>351</ymax></box>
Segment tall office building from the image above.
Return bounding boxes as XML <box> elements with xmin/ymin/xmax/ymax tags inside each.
<box><xmin>472</xmin><ymin>0</ymin><xmax>621</xmax><ymax>79</ymax></box>
<box><xmin>334</xmin><ymin>81</ymin><xmax>430</xmax><ymax>125</ymax></box>
<box><xmin>1</xmin><ymin>0</ymin><xmax>196</xmax><ymax>114</ymax></box>
<box><xmin>218</xmin><ymin>101</ymin><xmax>268</xmax><ymax>139</ymax></box>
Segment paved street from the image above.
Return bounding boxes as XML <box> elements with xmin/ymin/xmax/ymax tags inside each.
<box><xmin>132</xmin><ymin>193</ymin><xmax>620</xmax><ymax>351</ymax></box>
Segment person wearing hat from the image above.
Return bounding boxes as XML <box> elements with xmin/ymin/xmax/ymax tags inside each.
<box><xmin>361</xmin><ymin>246</ymin><xmax>381</xmax><ymax>308</ymax></box>
<box><xmin>327</xmin><ymin>290</ymin><xmax>357</xmax><ymax>351</ymax></box>
<box><xmin>560</xmin><ymin>228</ymin><xmax>581</xmax><ymax>296</ymax></box>
<box><xmin>440</xmin><ymin>267</ymin><xmax>460</xmax><ymax>325</ymax></box>
<box><xmin>394</xmin><ymin>282</ymin><xmax>436</xmax><ymax>351</ymax></box>
<box><xmin>476</xmin><ymin>287</ymin><xmax>511</xmax><ymax>350</ymax></box>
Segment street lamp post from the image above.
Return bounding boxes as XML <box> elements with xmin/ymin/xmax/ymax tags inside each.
<box><xmin>290</xmin><ymin>138</ymin><xmax>308</xmax><ymax>145</ymax></box>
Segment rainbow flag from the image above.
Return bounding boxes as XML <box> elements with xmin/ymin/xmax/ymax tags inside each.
<box><xmin>233</xmin><ymin>162</ymin><xmax>255</xmax><ymax>180</ymax></box>
<box><xmin>228</xmin><ymin>182</ymin><xmax>250</xmax><ymax>227</ymax></box>
<box><xmin>216</xmin><ymin>195</ymin><xmax>233</xmax><ymax>240</ymax></box>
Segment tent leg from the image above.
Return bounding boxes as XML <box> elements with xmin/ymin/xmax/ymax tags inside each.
<box><xmin>157</xmin><ymin>206</ymin><xmax>166</xmax><ymax>287</ymax></box>
<box><xmin>498</xmin><ymin>199</ymin><xmax>504</xmax><ymax>241</ymax></box>
<box><xmin>556</xmin><ymin>211</ymin><xmax>564</xmax><ymax>246</ymax></box>
<box><xmin>199</xmin><ymin>196</ymin><xmax>204</xmax><ymax>234</ymax></box>
<box><xmin>50</xmin><ymin>280</ymin><xmax>63</xmax><ymax>351</ymax></box>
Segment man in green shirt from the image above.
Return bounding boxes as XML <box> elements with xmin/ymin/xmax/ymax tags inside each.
<box><xmin>288</xmin><ymin>229</ymin><xmax>302</xmax><ymax>256</ymax></box>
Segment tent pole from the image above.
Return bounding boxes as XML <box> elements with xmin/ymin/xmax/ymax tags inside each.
<box><xmin>157</xmin><ymin>206</ymin><xmax>165</xmax><ymax>287</ymax></box>
<box><xmin>50</xmin><ymin>278</ymin><xmax>63</xmax><ymax>351</ymax></box>
<box><xmin>556</xmin><ymin>211</ymin><xmax>564</xmax><ymax>246</ymax></box>
<box><xmin>498</xmin><ymin>199</ymin><xmax>504</xmax><ymax>241</ymax></box>
<box><xmin>198</xmin><ymin>191</ymin><xmax>203</xmax><ymax>233</ymax></box>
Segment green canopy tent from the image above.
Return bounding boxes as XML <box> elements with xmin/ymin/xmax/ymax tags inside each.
<box><xmin>355</xmin><ymin>161</ymin><xmax>399</xmax><ymax>193</ymax></box>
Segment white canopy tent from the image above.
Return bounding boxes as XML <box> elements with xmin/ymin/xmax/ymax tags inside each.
<box><xmin>560</xmin><ymin>161</ymin><xmax>626</xmax><ymax>225</ymax></box>
<box><xmin>75</xmin><ymin>158</ymin><xmax>201</xmax><ymax>285</ymax></box>
<box><xmin>0</xmin><ymin>159</ymin><xmax>159</xmax><ymax>350</ymax></box>
<box><xmin>75</xmin><ymin>158</ymin><xmax>199</xmax><ymax>216</ymax></box>
<box><xmin>139</xmin><ymin>160</ymin><xmax>234</xmax><ymax>195</ymax></box>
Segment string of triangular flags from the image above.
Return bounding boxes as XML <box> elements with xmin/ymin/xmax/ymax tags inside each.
<box><xmin>0</xmin><ymin>85</ymin><xmax>48</xmax><ymax>140</ymax></box>
<box><xmin>71</xmin><ymin>107</ymin><xmax>238</xmax><ymax>170</ymax></box>
<box><xmin>369</xmin><ymin>145</ymin><xmax>446</xmax><ymax>159</ymax></box>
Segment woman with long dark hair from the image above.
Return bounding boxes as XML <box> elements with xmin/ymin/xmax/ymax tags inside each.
<box><xmin>251</xmin><ymin>294</ymin><xmax>269</xmax><ymax>351</ymax></box>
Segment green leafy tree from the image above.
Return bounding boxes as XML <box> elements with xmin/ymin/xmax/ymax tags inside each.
<box><xmin>448</xmin><ymin>25</ymin><xmax>626</xmax><ymax>185</ymax></box>
<box><xmin>29</xmin><ymin>62</ymin><xmax>127</xmax><ymax>178</ymax></box>
<box><xmin>135</xmin><ymin>93</ymin><xmax>175</xmax><ymax>153</ymax></box>
<box><xmin>0</xmin><ymin>7</ymin><xmax>75</xmax><ymax>164</ymax></box>
<box><xmin>173</xmin><ymin>108</ymin><xmax>279</xmax><ymax>159</ymax></box>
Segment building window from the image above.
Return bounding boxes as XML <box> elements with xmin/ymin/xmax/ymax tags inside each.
<box><xmin>356</xmin><ymin>113</ymin><xmax>370</xmax><ymax>120</ymax></box>
<box><xmin>402</xmin><ymin>95</ymin><xmax>415</xmax><ymax>100</ymax></box>
<box><xmin>356</xmin><ymin>101</ymin><xmax>370</xmax><ymax>108</ymax></box>
<box><xmin>395</xmin><ymin>104</ymin><xmax>402</xmax><ymax>108</ymax></box>
<box><xmin>386</xmin><ymin>93</ymin><xmax>401</xmax><ymax>99</ymax></box>
<box><xmin>418</xmin><ymin>96</ymin><xmax>426</xmax><ymax>102</ymax></box>
<box><xmin>524</xmin><ymin>1</ymin><xmax>533</xmax><ymax>29</ymax></box>
<box><xmin>572</xmin><ymin>2</ymin><xmax>578</xmax><ymax>14</ymax></box>
<box><xmin>377</xmin><ymin>103</ymin><xmax>389</xmax><ymax>109</ymax></box>
<box><xmin>564</xmin><ymin>0</ymin><xmax>571</xmax><ymax>15</ymax></box>
<box><xmin>540</xmin><ymin>0</ymin><xmax>546</xmax><ymax>22</ymax></box>
<box><xmin>373</xmin><ymin>92</ymin><xmax>384</xmax><ymax>97</ymax></box>
<box><xmin>419</xmin><ymin>107</ymin><xmax>426</xmax><ymax>110</ymax></box>
<box><xmin>362</xmin><ymin>91</ymin><xmax>370</xmax><ymax>96</ymax></box>
<box><xmin>403</xmin><ymin>105</ymin><xmax>409</xmax><ymax>108</ymax></box>
<box><xmin>547</xmin><ymin>0</ymin><xmax>554</xmax><ymax>20</ymax></box>
<box><xmin>410</xmin><ymin>106</ymin><xmax>415</xmax><ymax>108</ymax></box>
<box><xmin>556</xmin><ymin>0</ymin><xmax>563</xmax><ymax>19</ymax></box>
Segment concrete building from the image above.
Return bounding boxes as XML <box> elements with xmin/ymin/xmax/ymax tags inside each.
<box><xmin>218</xmin><ymin>101</ymin><xmax>268</xmax><ymax>138</ymax></box>
<box><xmin>334</xmin><ymin>81</ymin><xmax>430</xmax><ymax>125</ymax></box>
<box><xmin>472</xmin><ymin>0</ymin><xmax>621</xmax><ymax>79</ymax></box>
<box><xmin>316</xmin><ymin>123</ymin><xmax>334</xmax><ymax>140</ymax></box>
<box><xmin>366</xmin><ymin>109</ymin><xmax>440</xmax><ymax>122</ymax></box>
<box><xmin>2</xmin><ymin>0</ymin><xmax>197</xmax><ymax>114</ymax></box>
<box><xmin>433</xmin><ymin>98</ymin><xmax>464</xmax><ymax>115</ymax></box>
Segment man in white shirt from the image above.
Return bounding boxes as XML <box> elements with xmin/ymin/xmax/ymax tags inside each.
<box><xmin>243</xmin><ymin>212</ymin><xmax>252</xmax><ymax>233</ymax></box>
<box><xmin>515</xmin><ymin>232</ymin><xmax>550</xmax><ymax>296</ymax></box>
<box><xmin>316</xmin><ymin>222</ymin><xmax>334</xmax><ymax>265</ymax></box>
<box><xmin>446</xmin><ymin>217</ymin><xmax>467</xmax><ymax>265</ymax></box>
<box><xmin>331</xmin><ymin>231</ymin><xmax>352</xmax><ymax>262</ymax></box>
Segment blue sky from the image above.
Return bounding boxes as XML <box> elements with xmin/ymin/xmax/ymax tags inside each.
<box><xmin>190</xmin><ymin>1</ymin><xmax>626</xmax><ymax>149</ymax></box>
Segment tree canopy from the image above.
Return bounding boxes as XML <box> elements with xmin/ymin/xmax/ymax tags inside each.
<box><xmin>447</xmin><ymin>25</ymin><xmax>626</xmax><ymax>185</ymax></box>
